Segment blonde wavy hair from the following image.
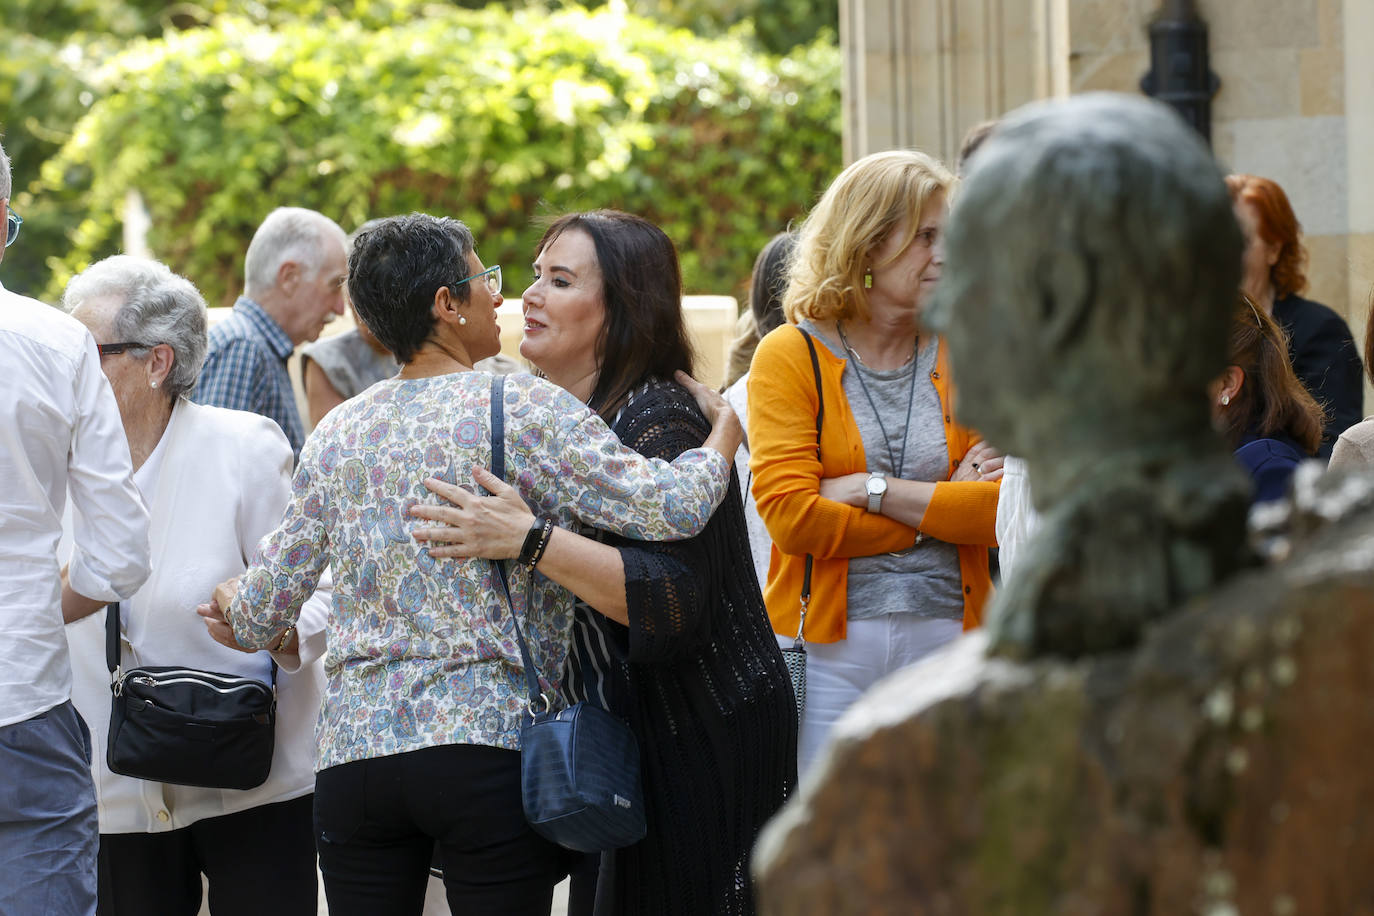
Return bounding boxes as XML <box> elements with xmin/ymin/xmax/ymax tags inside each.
<box><xmin>784</xmin><ymin>149</ymin><xmax>954</xmax><ymax>324</ymax></box>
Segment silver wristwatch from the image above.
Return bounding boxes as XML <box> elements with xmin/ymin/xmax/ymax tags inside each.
<box><xmin>865</xmin><ymin>472</ymin><xmax>888</xmax><ymax>513</ymax></box>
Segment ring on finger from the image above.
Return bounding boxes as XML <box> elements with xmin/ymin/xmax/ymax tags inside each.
<box><xmin>972</xmin><ymin>462</ymin><xmax>980</xmax><ymax>471</ymax></box>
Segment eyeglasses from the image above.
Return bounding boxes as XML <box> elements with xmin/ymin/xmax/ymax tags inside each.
<box><xmin>4</xmin><ymin>210</ymin><xmax>20</xmax><ymax>248</ymax></box>
<box><xmin>96</xmin><ymin>341</ymin><xmax>154</xmax><ymax>357</ymax></box>
<box><xmin>454</xmin><ymin>264</ymin><xmax>501</xmax><ymax>297</ymax></box>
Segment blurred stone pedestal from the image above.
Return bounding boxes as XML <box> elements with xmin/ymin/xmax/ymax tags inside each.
<box><xmin>756</xmin><ymin>497</ymin><xmax>1374</xmax><ymax>915</ymax></box>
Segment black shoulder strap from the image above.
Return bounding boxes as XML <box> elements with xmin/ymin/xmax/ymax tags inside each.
<box><xmin>795</xmin><ymin>327</ymin><xmax>825</xmax><ymax>642</ymax></box>
<box><xmin>106</xmin><ymin>602</ymin><xmax>121</xmax><ymax>674</ymax></box>
<box><xmin>488</xmin><ymin>376</ymin><xmax>546</xmax><ymax>710</ymax></box>
<box><xmin>798</xmin><ymin>327</ymin><xmax>824</xmax><ymax>452</ymax></box>
<box><xmin>490</xmin><ymin>374</ymin><xmax>506</xmax><ymax>483</ymax></box>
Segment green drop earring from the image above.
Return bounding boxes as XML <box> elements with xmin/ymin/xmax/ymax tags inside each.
<box><xmin>864</xmin><ymin>269</ymin><xmax>873</xmax><ymax>289</ymax></box>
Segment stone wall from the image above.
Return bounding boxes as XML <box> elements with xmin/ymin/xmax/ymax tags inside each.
<box><xmin>1067</xmin><ymin>0</ymin><xmax>1372</xmax><ymax>380</ymax></box>
<box><xmin>843</xmin><ymin>0</ymin><xmax>1374</xmax><ymax>407</ymax></box>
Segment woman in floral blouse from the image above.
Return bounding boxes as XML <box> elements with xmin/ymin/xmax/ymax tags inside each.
<box><xmin>413</xmin><ymin>211</ymin><xmax>797</xmax><ymax>916</ymax></box>
<box><xmin>212</xmin><ymin>214</ymin><xmax>741</xmax><ymax>916</ymax></box>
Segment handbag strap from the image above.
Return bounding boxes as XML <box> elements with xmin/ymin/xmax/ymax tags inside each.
<box><xmin>487</xmin><ymin>375</ymin><xmax>548</xmax><ymax>713</ymax></box>
<box><xmin>106</xmin><ymin>601</ymin><xmax>122</xmax><ymax>675</ymax></box>
<box><xmin>794</xmin><ymin>327</ymin><xmax>825</xmax><ymax>647</ymax></box>
<box><xmin>105</xmin><ymin>599</ymin><xmax>278</xmax><ymax>688</ymax></box>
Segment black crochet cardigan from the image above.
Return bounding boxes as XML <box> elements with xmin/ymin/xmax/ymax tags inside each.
<box><xmin>567</xmin><ymin>379</ymin><xmax>797</xmax><ymax>916</ymax></box>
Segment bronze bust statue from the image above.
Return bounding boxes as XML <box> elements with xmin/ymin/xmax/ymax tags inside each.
<box><xmin>927</xmin><ymin>92</ymin><xmax>1253</xmax><ymax>658</ymax></box>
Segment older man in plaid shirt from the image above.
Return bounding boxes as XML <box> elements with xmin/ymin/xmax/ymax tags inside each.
<box><xmin>195</xmin><ymin>207</ymin><xmax>348</xmax><ymax>461</ymax></box>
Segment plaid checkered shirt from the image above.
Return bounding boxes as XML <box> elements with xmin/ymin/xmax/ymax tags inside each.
<box><xmin>193</xmin><ymin>297</ymin><xmax>304</xmax><ymax>461</ymax></box>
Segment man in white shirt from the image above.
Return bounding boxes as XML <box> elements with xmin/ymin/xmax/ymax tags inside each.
<box><xmin>0</xmin><ymin>141</ymin><xmax>152</xmax><ymax>916</ymax></box>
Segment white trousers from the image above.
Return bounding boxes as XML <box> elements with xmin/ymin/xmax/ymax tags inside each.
<box><xmin>781</xmin><ymin>614</ymin><xmax>962</xmax><ymax>779</ymax></box>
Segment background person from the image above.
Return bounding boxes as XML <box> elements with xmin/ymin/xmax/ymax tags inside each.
<box><xmin>748</xmin><ymin>150</ymin><xmax>1001</xmax><ymax>777</ymax></box>
<box><xmin>414</xmin><ymin>210</ymin><xmax>796</xmax><ymax>916</ymax></box>
<box><xmin>723</xmin><ymin>232</ymin><xmax>795</xmax><ymax>389</ymax></box>
<box><xmin>0</xmin><ymin>141</ymin><xmax>152</xmax><ymax>916</ymax></box>
<box><xmin>1328</xmin><ymin>287</ymin><xmax>1374</xmax><ymax>471</ymax></box>
<box><xmin>194</xmin><ymin>206</ymin><xmax>348</xmax><ymax>460</ymax></box>
<box><xmin>723</xmin><ymin>230</ymin><xmax>797</xmax><ymax>589</ymax></box>
<box><xmin>300</xmin><ymin>218</ymin><xmax>400</xmax><ymax>427</ymax></box>
<box><xmin>60</xmin><ymin>256</ymin><xmax>328</xmax><ymax>915</ymax></box>
<box><xmin>209</xmin><ymin>213</ymin><xmax>739</xmax><ymax>916</ymax></box>
<box><xmin>1226</xmin><ymin>173</ymin><xmax>1362</xmax><ymax>459</ymax></box>
<box><xmin>1212</xmin><ymin>294</ymin><xmax>1326</xmax><ymax>504</ymax></box>
<box><xmin>956</xmin><ymin>119</ymin><xmax>1042</xmax><ymax>588</ymax></box>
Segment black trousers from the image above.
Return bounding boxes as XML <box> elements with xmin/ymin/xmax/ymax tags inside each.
<box><xmin>315</xmin><ymin>743</ymin><xmax>573</xmax><ymax>916</ymax></box>
<box><xmin>97</xmin><ymin>793</ymin><xmax>316</xmax><ymax>916</ymax></box>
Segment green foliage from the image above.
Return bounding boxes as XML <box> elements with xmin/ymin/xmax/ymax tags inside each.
<box><xmin>0</xmin><ymin>0</ymin><xmax>161</xmax><ymax>40</ymax></box>
<box><xmin>0</xmin><ymin>28</ymin><xmax>116</xmax><ymax>296</ymax></box>
<box><xmin>624</xmin><ymin>0</ymin><xmax>838</xmax><ymax>54</ymax></box>
<box><xmin>31</xmin><ymin>4</ymin><xmax>841</xmax><ymax>306</ymax></box>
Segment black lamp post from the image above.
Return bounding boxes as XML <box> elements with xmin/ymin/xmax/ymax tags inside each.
<box><xmin>1139</xmin><ymin>0</ymin><xmax>1220</xmax><ymax>145</ymax></box>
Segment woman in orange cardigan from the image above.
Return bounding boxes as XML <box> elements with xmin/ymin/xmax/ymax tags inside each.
<box><xmin>748</xmin><ymin>150</ymin><xmax>1000</xmax><ymax>776</ymax></box>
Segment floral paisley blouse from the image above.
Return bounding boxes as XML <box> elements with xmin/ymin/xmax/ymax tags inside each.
<box><xmin>226</xmin><ymin>371</ymin><xmax>730</xmax><ymax>770</ymax></box>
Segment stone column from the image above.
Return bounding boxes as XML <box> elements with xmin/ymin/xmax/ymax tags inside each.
<box><xmin>840</xmin><ymin>0</ymin><xmax>1069</xmax><ymax>165</ymax></box>
<box><xmin>1345</xmin><ymin>0</ymin><xmax>1374</xmax><ymax>376</ymax></box>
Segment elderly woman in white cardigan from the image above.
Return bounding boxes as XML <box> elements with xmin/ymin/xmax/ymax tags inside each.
<box><xmin>59</xmin><ymin>256</ymin><xmax>328</xmax><ymax>915</ymax></box>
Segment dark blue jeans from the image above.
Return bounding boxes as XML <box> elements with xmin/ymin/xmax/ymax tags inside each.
<box><xmin>315</xmin><ymin>743</ymin><xmax>574</xmax><ymax>916</ymax></box>
<box><xmin>0</xmin><ymin>701</ymin><xmax>98</xmax><ymax>916</ymax></box>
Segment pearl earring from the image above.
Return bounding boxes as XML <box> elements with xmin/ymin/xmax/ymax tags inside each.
<box><xmin>1219</xmin><ymin>394</ymin><xmax>1229</xmax><ymax>406</ymax></box>
<box><xmin>459</xmin><ymin>315</ymin><xmax>467</xmax><ymax>325</ymax></box>
<box><xmin>151</xmin><ymin>381</ymin><xmax>159</xmax><ymax>389</ymax></box>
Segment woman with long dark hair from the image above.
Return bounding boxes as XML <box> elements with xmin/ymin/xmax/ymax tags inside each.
<box><xmin>413</xmin><ymin>210</ymin><xmax>796</xmax><ymax>915</ymax></box>
<box><xmin>1213</xmin><ymin>294</ymin><xmax>1326</xmax><ymax>503</ymax></box>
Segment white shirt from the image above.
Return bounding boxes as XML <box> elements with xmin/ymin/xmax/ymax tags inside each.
<box><xmin>994</xmin><ymin>455</ymin><xmax>1040</xmax><ymax>586</ymax></box>
<box><xmin>0</xmin><ymin>281</ymin><xmax>150</xmax><ymax>727</ymax></box>
<box><xmin>724</xmin><ymin>373</ymin><xmax>772</xmax><ymax>590</ymax></box>
<box><xmin>63</xmin><ymin>399</ymin><xmax>329</xmax><ymax>833</ymax></box>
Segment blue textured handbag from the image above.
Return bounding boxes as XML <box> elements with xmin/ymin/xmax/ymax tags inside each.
<box><xmin>488</xmin><ymin>376</ymin><xmax>647</xmax><ymax>853</ymax></box>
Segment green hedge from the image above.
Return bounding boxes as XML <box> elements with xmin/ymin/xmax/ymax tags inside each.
<box><xmin>29</xmin><ymin>4</ymin><xmax>840</xmax><ymax>306</ymax></box>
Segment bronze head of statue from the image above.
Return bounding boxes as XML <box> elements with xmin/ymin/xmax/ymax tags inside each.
<box><xmin>928</xmin><ymin>93</ymin><xmax>1254</xmax><ymax>657</ymax></box>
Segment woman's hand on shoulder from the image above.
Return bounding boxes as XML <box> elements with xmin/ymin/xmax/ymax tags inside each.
<box><xmin>675</xmin><ymin>370</ymin><xmax>743</xmax><ymax>458</ymax></box>
<box><xmin>675</xmin><ymin>370</ymin><xmax>735</xmax><ymax>428</ymax></box>
<box><xmin>411</xmin><ymin>467</ymin><xmax>533</xmax><ymax>559</ymax></box>
<box><xmin>952</xmin><ymin>441</ymin><xmax>1005</xmax><ymax>482</ymax></box>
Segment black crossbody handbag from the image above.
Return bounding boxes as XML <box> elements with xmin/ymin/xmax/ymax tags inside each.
<box><xmin>487</xmin><ymin>375</ymin><xmax>647</xmax><ymax>853</ymax></box>
<box><xmin>105</xmin><ymin>601</ymin><xmax>278</xmax><ymax>790</ymax></box>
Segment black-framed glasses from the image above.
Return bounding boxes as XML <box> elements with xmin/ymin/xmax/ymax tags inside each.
<box><xmin>454</xmin><ymin>264</ymin><xmax>501</xmax><ymax>296</ymax></box>
<box><xmin>4</xmin><ymin>210</ymin><xmax>20</xmax><ymax>248</ymax></box>
<box><xmin>96</xmin><ymin>341</ymin><xmax>154</xmax><ymax>357</ymax></box>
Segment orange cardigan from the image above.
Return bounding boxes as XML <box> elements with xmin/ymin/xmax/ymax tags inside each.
<box><xmin>747</xmin><ymin>325</ymin><xmax>999</xmax><ymax>644</ymax></box>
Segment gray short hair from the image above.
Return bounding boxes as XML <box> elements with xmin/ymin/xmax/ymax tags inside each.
<box><xmin>1</xmin><ymin>140</ymin><xmax>11</xmax><ymax>201</ymax></box>
<box><xmin>63</xmin><ymin>256</ymin><xmax>209</xmax><ymax>400</ymax></box>
<box><xmin>243</xmin><ymin>207</ymin><xmax>347</xmax><ymax>298</ymax></box>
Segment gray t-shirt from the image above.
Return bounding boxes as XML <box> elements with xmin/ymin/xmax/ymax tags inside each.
<box><xmin>800</xmin><ymin>320</ymin><xmax>964</xmax><ymax>622</ymax></box>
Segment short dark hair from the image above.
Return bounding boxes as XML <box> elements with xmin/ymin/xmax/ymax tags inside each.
<box><xmin>347</xmin><ymin>213</ymin><xmax>473</xmax><ymax>363</ymax></box>
<box><xmin>536</xmin><ymin>210</ymin><xmax>695</xmax><ymax>421</ymax></box>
